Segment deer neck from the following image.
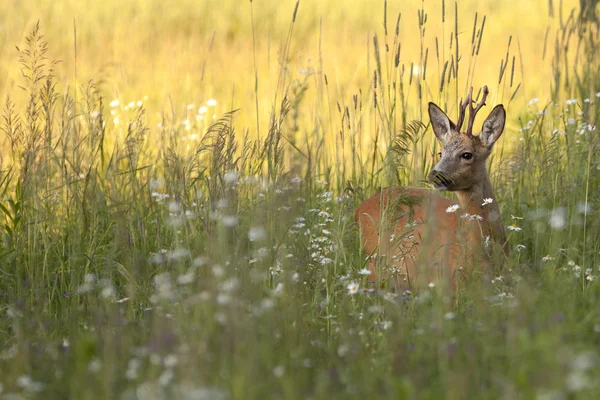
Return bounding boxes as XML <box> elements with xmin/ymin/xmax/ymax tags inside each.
<box><xmin>455</xmin><ymin>173</ymin><xmax>507</xmax><ymax>249</ymax></box>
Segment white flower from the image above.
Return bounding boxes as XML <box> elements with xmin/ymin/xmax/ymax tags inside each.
<box><xmin>469</xmin><ymin>214</ymin><xmax>483</xmax><ymax>221</ymax></box>
<box><xmin>357</xmin><ymin>268</ymin><xmax>372</xmax><ymax>276</ymax></box>
<box><xmin>528</xmin><ymin>98</ymin><xmax>539</xmax><ymax>106</ymax></box>
<box><xmin>576</xmin><ymin>202</ymin><xmax>593</xmax><ymax>214</ymax></box>
<box><xmin>273</xmin><ymin>365</ymin><xmax>285</xmax><ymax>378</ymax></box>
<box><xmin>109</xmin><ymin>99</ymin><xmax>120</xmax><ymax>108</ymax></box>
<box><xmin>224</xmin><ymin>170</ymin><xmax>238</xmax><ymax>184</ymax></box>
<box><xmin>177</xmin><ymin>270</ymin><xmax>195</xmax><ymax>285</ymax></box>
<box><xmin>269</xmin><ymin>264</ymin><xmax>282</xmax><ymax>276</ymax></box>
<box><xmin>88</xmin><ymin>358</ymin><xmax>102</xmax><ymax>373</ymax></box>
<box><xmin>515</xmin><ymin>244</ymin><xmax>526</xmax><ymax>252</ymax></box>
<box><xmin>507</xmin><ymin>224</ymin><xmax>522</xmax><ymax>232</ymax></box>
<box><xmin>164</xmin><ymin>354</ymin><xmax>179</xmax><ymax>368</ymax></box>
<box><xmin>206</xmin><ymin>99</ymin><xmax>218</xmax><ymax>107</ymax></box>
<box><xmin>482</xmin><ymin>198</ymin><xmax>494</xmax><ymax>206</ymax></box>
<box><xmin>248</xmin><ymin>226</ymin><xmax>266</xmax><ymax>242</ymax></box>
<box><xmin>318</xmin><ymin>210</ymin><xmax>332</xmax><ymax>218</ymax></box>
<box><xmin>368</xmin><ymin>305</ymin><xmax>384</xmax><ymax>314</ymax></box>
<box><xmin>222</xmin><ymin>215</ymin><xmax>238</xmax><ymax>227</ymax></box>
<box><xmin>168</xmin><ymin>201</ymin><xmax>180</xmax><ymax>213</ymax></box>
<box><xmin>549</xmin><ymin>208</ymin><xmax>567</xmax><ymax>229</ymax></box>
<box><xmin>445</xmin><ymin>204</ymin><xmax>460</xmax><ymax>213</ymax></box>
<box><xmin>463</xmin><ymin>213</ymin><xmax>482</xmax><ymax>221</ymax></box>
<box><xmin>428</xmin><ymin>282</ymin><xmax>436</xmax><ymax>288</ymax></box>
<box><xmin>347</xmin><ymin>281</ymin><xmax>360</xmax><ymax>295</ymax></box>
<box><xmin>542</xmin><ymin>255</ymin><xmax>554</xmax><ymax>262</ymax></box>
<box><xmin>77</xmin><ymin>274</ymin><xmax>96</xmax><ymax>294</ymax></box>
<box><xmin>511</xmin><ymin>215</ymin><xmax>524</xmax><ymax>220</ymax></box>
<box><xmin>101</xmin><ymin>286</ymin><xmax>115</xmax><ymax>298</ymax></box>
<box><xmin>587</xmin><ymin>274</ymin><xmax>595</xmax><ymax>282</ymax></box>
<box><xmin>566</xmin><ymin>99</ymin><xmax>577</xmax><ymax>105</ymax></box>
<box><xmin>158</xmin><ymin>369</ymin><xmax>174</xmax><ymax>387</ymax></box>
<box><xmin>16</xmin><ymin>375</ymin><xmax>43</xmax><ymax>392</ymax></box>
<box><xmin>151</xmin><ymin>192</ymin><xmax>170</xmax><ymax>202</ymax></box>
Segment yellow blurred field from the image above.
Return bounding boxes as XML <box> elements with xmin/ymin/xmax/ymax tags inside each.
<box><xmin>0</xmin><ymin>0</ymin><xmax>581</xmax><ymax>148</ymax></box>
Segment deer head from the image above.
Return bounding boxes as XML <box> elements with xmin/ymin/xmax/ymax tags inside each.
<box><xmin>427</xmin><ymin>86</ymin><xmax>506</xmax><ymax>192</ymax></box>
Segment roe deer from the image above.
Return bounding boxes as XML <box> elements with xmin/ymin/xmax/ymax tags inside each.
<box><xmin>355</xmin><ymin>86</ymin><xmax>509</xmax><ymax>292</ymax></box>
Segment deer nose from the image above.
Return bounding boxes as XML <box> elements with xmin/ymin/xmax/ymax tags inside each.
<box><xmin>428</xmin><ymin>170</ymin><xmax>453</xmax><ymax>187</ymax></box>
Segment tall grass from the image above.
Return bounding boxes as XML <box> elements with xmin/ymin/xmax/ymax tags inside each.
<box><xmin>0</xmin><ymin>1</ymin><xmax>599</xmax><ymax>399</ymax></box>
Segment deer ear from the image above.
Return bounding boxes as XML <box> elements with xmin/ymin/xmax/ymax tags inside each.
<box><xmin>480</xmin><ymin>105</ymin><xmax>506</xmax><ymax>148</ymax></box>
<box><xmin>428</xmin><ymin>102</ymin><xmax>456</xmax><ymax>144</ymax></box>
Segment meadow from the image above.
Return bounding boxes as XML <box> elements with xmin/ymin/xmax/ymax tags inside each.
<box><xmin>0</xmin><ymin>0</ymin><xmax>599</xmax><ymax>398</ymax></box>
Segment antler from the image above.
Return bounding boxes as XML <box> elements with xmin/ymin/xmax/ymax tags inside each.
<box><xmin>466</xmin><ymin>85</ymin><xmax>489</xmax><ymax>135</ymax></box>
<box><xmin>455</xmin><ymin>88</ymin><xmax>472</xmax><ymax>132</ymax></box>
<box><xmin>456</xmin><ymin>85</ymin><xmax>490</xmax><ymax>135</ymax></box>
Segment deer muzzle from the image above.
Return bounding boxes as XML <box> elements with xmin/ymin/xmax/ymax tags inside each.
<box><xmin>428</xmin><ymin>170</ymin><xmax>453</xmax><ymax>189</ymax></box>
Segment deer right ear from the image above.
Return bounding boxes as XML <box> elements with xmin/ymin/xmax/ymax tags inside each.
<box><xmin>480</xmin><ymin>104</ymin><xmax>506</xmax><ymax>149</ymax></box>
<box><xmin>428</xmin><ymin>102</ymin><xmax>456</xmax><ymax>144</ymax></box>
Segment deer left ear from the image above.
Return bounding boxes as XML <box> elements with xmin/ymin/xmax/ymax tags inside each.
<box><xmin>480</xmin><ymin>105</ymin><xmax>506</xmax><ymax>149</ymax></box>
<box><xmin>428</xmin><ymin>102</ymin><xmax>457</xmax><ymax>144</ymax></box>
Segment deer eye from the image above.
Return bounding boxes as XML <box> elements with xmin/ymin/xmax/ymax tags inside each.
<box><xmin>461</xmin><ymin>152</ymin><xmax>473</xmax><ymax>160</ymax></box>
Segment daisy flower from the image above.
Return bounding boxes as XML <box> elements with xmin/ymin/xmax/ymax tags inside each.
<box><xmin>446</xmin><ymin>204</ymin><xmax>460</xmax><ymax>213</ymax></box>
<box><xmin>347</xmin><ymin>282</ymin><xmax>360</xmax><ymax>295</ymax></box>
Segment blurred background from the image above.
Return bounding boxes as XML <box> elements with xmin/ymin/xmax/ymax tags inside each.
<box><xmin>0</xmin><ymin>0</ymin><xmax>584</xmax><ymax>140</ymax></box>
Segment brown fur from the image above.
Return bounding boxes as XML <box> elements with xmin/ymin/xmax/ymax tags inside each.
<box><xmin>355</xmin><ymin>92</ymin><xmax>508</xmax><ymax>292</ymax></box>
